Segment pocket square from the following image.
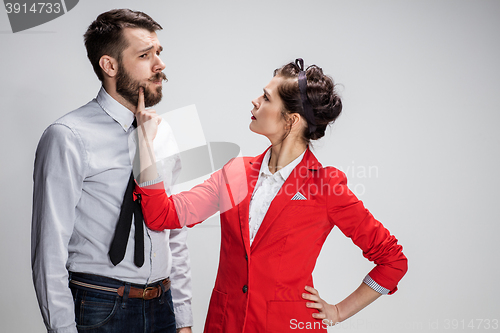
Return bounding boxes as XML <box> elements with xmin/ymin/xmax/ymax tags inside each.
<box><xmin>291</xmin><ymin>192</ymin><xmax>307</xmax><ymax>200</ymax></box>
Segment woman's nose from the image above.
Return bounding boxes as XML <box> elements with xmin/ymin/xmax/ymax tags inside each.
<box><xmin>251</xmin><ymin>98</ymin><xmax>259</xmax><ymax>109</ymax></box>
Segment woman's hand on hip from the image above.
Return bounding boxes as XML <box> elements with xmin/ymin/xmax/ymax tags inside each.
<box><xmin>302</xmin><ymin>285</ymin><xmax>341</xmax><ymax>326</ymax></box>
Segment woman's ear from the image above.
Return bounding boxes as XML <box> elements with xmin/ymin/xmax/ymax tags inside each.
<box><xmin>291</xmin><ymin>113</ymin><xmax>305</xmax><ymax>129</ymax></box>
<box><xmin>99</xmin><ymin>55</ymin><xmax>119</xmax><ymax>78</ymax></box>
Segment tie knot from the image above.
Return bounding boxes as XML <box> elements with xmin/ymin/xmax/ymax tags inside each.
<box><xmin>132</xmin><ymin>119</ymin><xmax>137</xmax><ymax>128</ymax></box>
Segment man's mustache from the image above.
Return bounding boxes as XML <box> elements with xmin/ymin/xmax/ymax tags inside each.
<box><xmin>149</xmin><ymin>72</ymin><xmax>168</xmax><ymax>82</ymax></box>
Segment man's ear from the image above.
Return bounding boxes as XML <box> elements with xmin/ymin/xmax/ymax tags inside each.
<box><xmin>99</xmin><ymin>55</ymin><xmax>119</xmax><ymax>78</ymax></box>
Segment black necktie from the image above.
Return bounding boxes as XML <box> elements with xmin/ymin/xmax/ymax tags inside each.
<box><xmin>108</xmin><ymin>119</ymin><xmax>145</xmax><ymax>267</ymax></box>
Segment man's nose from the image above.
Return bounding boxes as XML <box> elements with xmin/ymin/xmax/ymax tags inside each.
<box><xmin>154</xmin><ymin>55</ymin><xmax>166</xmax><ymax>72</ymax></box>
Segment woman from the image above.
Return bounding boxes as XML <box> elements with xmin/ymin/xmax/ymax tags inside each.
<box><xmin>134</xmin><ymin>59</ymin><xmax>408</xmax><ymax>332</ymax></box>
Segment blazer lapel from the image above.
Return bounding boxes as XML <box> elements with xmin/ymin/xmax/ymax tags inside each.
<box><xmin>238</xmin><ymin>148</ymin><xmax>269</xmax><ymax>256</ymax></box>
<box><xmin>250</xmin><ymin>148</ymin><xmax>322</xmax><ymax>251</ymax></box>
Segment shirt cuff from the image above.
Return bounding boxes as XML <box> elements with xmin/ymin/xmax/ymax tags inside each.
<box><xmin>138</xmin><ymin>175</ymin><xmax>163</xmax><ymax>188</ymax></box>
<box><xmin>174</xmin><ymin>303</ymin><xmax>194</xmax><ymax>329</ymax></box>
<box><xmin>47</xmin><ymin>323</ymin><xmax>78</xmax><ymax>333</ymax></box>
<box><xmin>363</xmin><ymin>274</ymin><xmax>391</xmax><ymax>295</ymax></box>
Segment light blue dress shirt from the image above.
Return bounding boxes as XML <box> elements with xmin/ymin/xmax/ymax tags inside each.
<box><xmin>32</xmin><ymin>87</ymin><xmax>193</xmax><ymax>333</ymax></box>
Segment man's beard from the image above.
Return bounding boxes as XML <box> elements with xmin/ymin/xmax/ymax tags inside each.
<box><xmin>115</xmin><ymin>62</ymin><xmax>168</xmax><ymax>108</ymax></box>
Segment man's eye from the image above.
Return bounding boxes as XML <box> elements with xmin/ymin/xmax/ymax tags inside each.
<box><xmin>139</xmin><ymin>54</ymin><xmax>147</xmax><ymax>58</ymax></box>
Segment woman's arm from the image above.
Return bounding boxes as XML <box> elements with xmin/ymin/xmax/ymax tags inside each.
<box><xmin>135</xmin><ymin>87</ymin><xmax>161</xmax><ymax>184</ymax></box>
<box><xmin>302</xmin><ymin>283</ymin><xmax>381</xmax><ymax>325</ymax></box>
<box><xmin>307</xmin><ymin>168</ymin><xmax>407</xmax><ymax>324</ymax></box>
<box><xmin>326</xmin><ymin>169</ymin><xmax>408</xmax><ymax>295</ymax></box>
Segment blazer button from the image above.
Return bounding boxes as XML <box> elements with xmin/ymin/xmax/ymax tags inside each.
<box><xmin>242</xmin><ymin>285</ymin><xmax>248</xmax><ymax>293</ymax></box>
<box><xmin>245</xmin><ymin>254</ymin><xmax>248</xmax><ymax>261</ymax></box>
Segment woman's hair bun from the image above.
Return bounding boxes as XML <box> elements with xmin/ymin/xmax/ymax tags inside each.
<box><xmin>274</xmin><ymin>62</ymin><xmax>342</xmax><ymax>142</ymax></box>
<box><xmin>304</xmin><ymin>65</ymin><xmax>342</xmax><ymax>140</ymax></box>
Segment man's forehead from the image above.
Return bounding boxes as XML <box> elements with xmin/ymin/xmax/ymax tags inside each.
<box><xmin>123</xmin><ymin>27</ymin><xmax>161</xmax><ymax>50</ymax></box>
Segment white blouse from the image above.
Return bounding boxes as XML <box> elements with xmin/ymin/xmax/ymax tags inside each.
<box><xmin>248</xmin><ymin>149</ymin><xmax>306</xmax><ymax>245</ymax></box>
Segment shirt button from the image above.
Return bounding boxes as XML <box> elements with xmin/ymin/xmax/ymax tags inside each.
<box><xmin>242</xmin><ymin>285</ymin><xmax>248</xmax><ymax>293</ymax></box>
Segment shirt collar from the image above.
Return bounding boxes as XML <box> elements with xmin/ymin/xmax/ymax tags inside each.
<box><xmin>96</xmin><ymin>86</ymin><xmax>136</xmax><ymax>132</ymax></box>
<box><xmin>259</xmin><ymin>148</ymin><xmax>307</xmax><ymax>181</ymax></box>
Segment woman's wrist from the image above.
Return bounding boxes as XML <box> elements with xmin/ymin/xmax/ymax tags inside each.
<box><xmin>139</xmin><ymin>139</ymin><xmax>155</xmax><ymax>147</ymax></box>
<box><xmin>332</xmin><ymin>303</ymin><xmax>343</xmax><ymax>324</ymax></box>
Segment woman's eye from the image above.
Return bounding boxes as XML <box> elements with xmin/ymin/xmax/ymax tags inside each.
<box><xmin>263</xmin><ymin>94</ymin><xmax>269</xmax><ymax>101</ymax></box>
<box><xmin>139</xmin><ymin>54</ymin><xmax>147</xmax><ymax>58</ymax></box>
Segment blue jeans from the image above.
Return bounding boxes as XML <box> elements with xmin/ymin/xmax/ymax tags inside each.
<box><xmin>69</xmin><ymin>272</ymin><xmax>176</xmax><ymax>333</ymax></box>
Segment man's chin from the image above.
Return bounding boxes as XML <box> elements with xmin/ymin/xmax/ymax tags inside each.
<box><xmin>144</xmin><ymin>90</ymin><xmax>163</xmax><ymax>108</ymax></box>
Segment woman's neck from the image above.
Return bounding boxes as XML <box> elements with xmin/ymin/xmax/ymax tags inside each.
<box><xmin>268</xmin><ymin>139</ymin><xmax>307</xmax><ymax>174</ymax></box>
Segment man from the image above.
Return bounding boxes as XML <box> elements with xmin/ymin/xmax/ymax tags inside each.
<box><xmin>32</xmin><ymin>9</ymin><xmax>192</xmax><ymax>333</ymax></box>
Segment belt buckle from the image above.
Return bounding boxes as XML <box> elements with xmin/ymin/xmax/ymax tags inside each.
<box><xmin>142</xmin><ymin>286</ymin><xmax>156</xmax><ymax>299</ymax></box>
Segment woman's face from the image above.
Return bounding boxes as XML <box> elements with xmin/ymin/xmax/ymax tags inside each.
<box><xmin>249</xmin><ymin>76</ymin><xmax>288</xmax><ymax>141</ymax></box>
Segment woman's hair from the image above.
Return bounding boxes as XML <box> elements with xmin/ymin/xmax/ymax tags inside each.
<box><xmin>84</xmin><ymin>9</ymin><xmax>162</xmax><ymax>82</ymax></box>
<box><xmin>273</xmin><ymin>62</ymin><xmax>342</xmax><ymax>144</ymax></box>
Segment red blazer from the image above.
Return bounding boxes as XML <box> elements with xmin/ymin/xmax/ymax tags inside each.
<box><xmin>135</xmin><ymin>148</ymin><xmax>407</xmax><ymax>333</ymax></box>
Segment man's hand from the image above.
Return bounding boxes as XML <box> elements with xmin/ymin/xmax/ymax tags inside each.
<box><xmin>177</xmin><ymin>327</ymin><xmax>192</xmax><ymax>333</ymax></box>
<box><xmin>302</xmin><ymin>285</ymin><xmax>341</xmax><ymax>326</ymax></box>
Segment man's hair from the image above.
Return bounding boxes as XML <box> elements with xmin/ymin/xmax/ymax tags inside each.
<box><xmin>84</xmin><ymin>9</ymin><xmax>162</xmax><ymax>82</ymax></box>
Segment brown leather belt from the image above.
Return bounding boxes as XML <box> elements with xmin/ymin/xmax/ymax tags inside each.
<box><xmin>70</xmin><ymin>278</ymin><xmax>171</xmax><ymax>301</ymax></box>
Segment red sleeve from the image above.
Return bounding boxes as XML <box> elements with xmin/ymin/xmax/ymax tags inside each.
<box><xmin>326</xmin><ymin>168</ymin><xmax>408</xmax><ymax>294</ymax></box>
<box><xmin>134</xmin><ymin>181</ymin><xmax>182</xmax><ymax>231</ymax></box>
<box><xmin>134</xmin><ymin>157</ymin><xmax>248</xmax><ymax>230</ymax></box>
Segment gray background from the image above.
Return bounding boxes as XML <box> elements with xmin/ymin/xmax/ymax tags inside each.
<box><xmin>1</xmin><ymin>0</ymin><xmax>499</xmax><ymax>332</ymax></box>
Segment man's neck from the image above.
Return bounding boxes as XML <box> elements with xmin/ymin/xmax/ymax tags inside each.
<box><xmin>102</xmin><ymin>84</ymin><xmax>136</xmax><ymax>114</ymax></box>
